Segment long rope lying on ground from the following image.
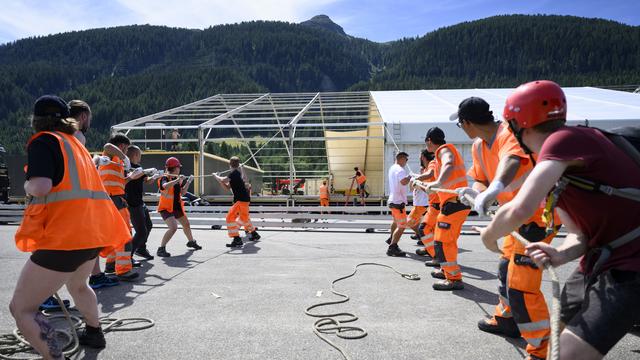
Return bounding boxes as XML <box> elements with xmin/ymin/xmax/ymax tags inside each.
<box><xmin>305</xmin><ymin>263</ymin><xmax>420</xmax><ymax>360</ymax></box>
<box><xmin>418</xmin><ymin>184</ymin><xmax>561</xmax><ymax>360</ymax></box>
<box><xmin>0</xmin><ymin>293</ymin><xmax>154</xmax><ymax>360</ymax></box>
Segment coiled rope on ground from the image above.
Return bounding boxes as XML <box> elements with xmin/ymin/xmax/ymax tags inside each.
<box><xmin>304</xmin><ymin>263</ymin><xmax>420</xmax><ymax>360</ymax></box>
<box><xmin>0</xmin><ymin>293</ymin><xmax>154</xmax><ymax>360</ymax></box>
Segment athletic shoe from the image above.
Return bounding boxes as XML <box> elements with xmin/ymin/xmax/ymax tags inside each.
<box><xmin>77</xmin><ymin>327</ymin><xmax>106</xmax><ymax>349</ymax></box>
<box><xmin>157</xmin><ymin>247</ymin><xmax>171</xmax><ymax>257</ymax></box>
<box><xmin>39</xmin><ymin>296</ymin><xmax>71</xmax><ymax>311</ymax></box>
<box><xmin>431</xmin><ymin>270</ymin><xmax>446</xmax><ymax>279</ymax></box>
<box><xmin>186</xmin><ymin>240</ymin><xmax>202</xmax><ymax>250</ymax></box>
<box><xmin>226</xmin><ymin>237</ymin><xmax>244</xmax><ymax>248</ymax></box>
<box><xmin>89</xmin><ymin>273</ymin><xmax>120</xmax><ymax>289</ymax></box>
<box><xmin>477</xmin><ymin>316</ymin><xmax>521</xmax><ymax>338</ymax></box>
<box><xmin>424</xmin><ymin>259</ymin><xmax>441</xmax><ymax>267</ymax></box>
<box><xmin>104</xmin><ymin>262</ymin><xmax>115</xmax><ymax>274</ymax></box>
<box><xmin>116</xmin><ymin>271</ymin><xmax>139</xmax><ymax>282</ymax></box>
<box><xmin>386</xmin><ymin>244</ymin><xmax>406</xmax><ymax>257</ymax></box>
<box><xmin>135</xmin><ymin>248</ymin><xmax>154</xmax><ymax>260</ymax></box>
<box><xmin>432</xmin><ymin>279</ymin><xmax>464</xmax><ymax>291</ymax></box>
<box><xmin>250</xmin><ymin>231</ymin><xmax>261</xmax><ymax>241</ymax></box>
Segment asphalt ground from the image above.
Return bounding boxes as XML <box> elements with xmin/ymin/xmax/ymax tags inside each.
<box><xmin>0</xmin><ymin>224</ymin><xmax>638</xmax><ymax>359</ymax></box>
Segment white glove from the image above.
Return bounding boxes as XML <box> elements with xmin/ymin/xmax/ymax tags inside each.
<box><xmin>187</xmin><ymin>175</ymin><xmax>194</xmax><ymax>183</ymax></box>
<box><xmin>123</xmin><ymin>157</ymin><xmax>131</xmax><ymax>171</ymax></box>
<box><xmin>131</xmin><ymin>167</ymin><xmax>144</xmax><ymax>177</ymax></box>
<box><xmin>94</xmin><ymin>155</ymin><xmax>111</xmax><ymax>166</ymax></box>
<box><xmin>150</xmin><ymin>173</ymin><xmax>162</xmax><ymax>180</ymax></box>
<box><xmin>143</xmin><ymin>168</ymin><xmax>157</xmax><ymax>176</ymax></box>
<box><xmin>456</xmin><ymin>187</ymin><xmax>479</xmax><ymax>207</ymax></box>
<box><xmin>473</xmin><ymin>180</ymin><xmax>504</xmax><ymax>215</ymax></box>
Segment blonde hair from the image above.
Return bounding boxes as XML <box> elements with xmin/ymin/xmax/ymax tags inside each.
<box><xmin>31</xmin><ymin>115</ymin><xmax>79</xmax><ymax>134</ymax></box>
<box><xmin>68</xmin><ymin>100</ymin><xmax>91</xmax><ymax>118</ymax></box>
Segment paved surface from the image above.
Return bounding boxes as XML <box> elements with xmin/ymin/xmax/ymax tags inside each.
<box><xmin>0</xmin><ymin>224</ymin><xmax>638</xmax><ymax>359</ymax></box>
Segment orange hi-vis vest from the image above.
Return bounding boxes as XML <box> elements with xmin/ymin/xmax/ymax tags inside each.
<box><xmin>435</xmin><ymin>143</ymin><xmax>468</xmax><ymax>204</ymax></box>
<box><xmin>356</xmin><ymin>172</ymin><xmax>366</xmax><ymax>185</ymax></box>
<box><xmin>426</xmin><ymin>160</ymin><xmax>439</xmax><ymax>204</ymax></box>
<box><xmin>15</xmin><ymin>131</ymin><xmax>131</xmax><ymax>256</ymax></box>
<box><xmin>468</xmin><ymin>122</ymin><xmax>545</xmax><ymax>226</ymax></box>
<box><xmin>98</xmin><ymin>154</ymin><xmax>125</xmax><ymax>196</ymax></box>
<box><xmin>319</xmin><ymin>184</ymin><xmax>329</xmax><ymax>199</ymax></box>
<box><xmin>157</xmin><ymin>176</ymin><xmax>185</xmax><ymax>213</ymax></box>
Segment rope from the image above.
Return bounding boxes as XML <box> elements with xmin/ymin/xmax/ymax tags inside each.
<box><xmin>418</xmin><ymin>184</ymin><xmax>561</xmax><ymax>360</ymax></box>
<box><xmin>0</xmin><ymin>293</ymin><xmax>154</xmax><ymax>360</ymax></box>
<box><xmin>305</xmin><ymin>263</ymin><xmax>420</xmax><ymax>360</ymax></box>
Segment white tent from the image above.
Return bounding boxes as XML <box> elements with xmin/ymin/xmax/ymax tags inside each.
<box><xmin>371</xmin><ymin>87</ymin><xmax>640</xmax><ymax>193</ymax></box>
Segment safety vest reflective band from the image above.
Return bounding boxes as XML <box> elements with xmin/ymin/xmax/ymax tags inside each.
<box><xmin>99</xmin><ymin>154</ymin><xmax>125</xmax><ymax>196</ymax></box>
<box><xmin>435</xmin><ymin>144</ymin><xmax>468</xmax><ymax>204</ymax></box>
<box><xmin>15</xmin><ymin>131</ymin><xmax>131</xmax><ymax>254</ymax></box>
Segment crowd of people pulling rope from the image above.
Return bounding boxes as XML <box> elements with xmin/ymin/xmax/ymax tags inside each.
<box><xmin>3</xmin><ymin>79</ymin><xmax>639</xmax><ymax>360</ymax></box>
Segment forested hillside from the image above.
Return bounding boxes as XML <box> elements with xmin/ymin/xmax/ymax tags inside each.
<box><xmin>1</xmin><ymin>14</ymin><xmax>638</xmax><ymax>153</ymax></box>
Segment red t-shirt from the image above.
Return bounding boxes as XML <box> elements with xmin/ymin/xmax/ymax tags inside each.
<box><xmin>539</xmin><ymin>126</ymin><xmax>640</xmax><ymax>273</ymax></box>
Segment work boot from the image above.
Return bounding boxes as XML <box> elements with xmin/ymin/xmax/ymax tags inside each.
<box><xmin>104</xmin><ymin>262</ymin><xmax>115</xmax><ymax>274</ymax></box>
<box><xmin>410</xmin><ymin>234</ymin><xmax>419</xmax><ymax>240</ymax></box>
<box><xmin>415</xmin><ymin>248</ymin><xmax>432</xmax><ymax>258</ymax></box>
<box><xmin>135</xmin><ymin>247</ymin><xmax>154</xmax><ymax>260</ymax></box>
<box><xmin>477</xmin><ymin>316</ymin><xmax>521</xmax><ymax>338</ymax></box>
<box><xmin>39</xmin><ymin>296</ymin><xmax>71</xmax><ymax>311</ymax></box>
<box><xmin>116</xmin><ymin>271</ymin><xmax>139</xmax><ymax>282</ymax></box>
<box><xmin>131</xmin><ymin>259</ymin><xmax>143</xmax><ymax>268</ymax></box>
<box><xmin>186</xmin><ymin>240</ymin><xmax>202</xmax><ymax>250</ymax></box>
<box><xmin>226</xmin><ymin>236</ymin><xmax>244</xmax><ymax>248</ymax></box>
<box><xmin>386</xmin><ymin>244</ymin><xmax>406</xmax><ymax>257</ymax></box>
<box><xmin>424</xmin><ymin>259</ymin><xmax>440</xmax><ymax>267</ymax></box>
<box><xmin>416</xmin><ymin>240</ymin><xmax>424</xmax><ymax>246</ymax></box>
<box><xmin>157</xmin><ymin>246</ymin><xmax>171</xmax><ymax>257</ymax></box>
<box><xmin>385</xmin><ymin>237</ymin><xmax>392</xmax><ymax>245</ymax></box>
<box><xmin>89</xmin><ymin>273</ymin><xmax>119</xmax><ymax>290</ymax></box>
<box><xmin>433</xmin><ymin>279</ymin><xmax>464</xmax><ymax>291</ymax></box>
<box><xmin>250</xmin><ymin>231</ymin><xmax>261</xmax><ymax>241</ymax></box>
<box><xmin>431</xmin><ymin>270</ymin><xmax>446</xmax><ymax>279</ymax></box>
<box><xmin>77</xmin><ymin>326</ymin><xmax>106</xmax><ymax>349</ymax></box>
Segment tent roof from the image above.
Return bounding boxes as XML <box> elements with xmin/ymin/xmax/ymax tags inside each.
<box><xmin>371</xmin><ymin>87</ymin><xmax>640</xmax><ymax>125</ymax></box>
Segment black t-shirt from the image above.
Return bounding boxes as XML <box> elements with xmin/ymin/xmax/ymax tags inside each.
<box><xmin>229</xmin><ymin>169</ymin><xmax>250</xmax><ymax>202</ymax></box>
<box><xmin>125</xmin><ymin>163</ymin><xmax>145</xmax><ymax>207</ymax></box>
<box><xmin>160</xmin><ymin>176</ymin><xmax>183</xmax><ymax>212</ymax></box>
<box><xmin>26</xmin><ymin>134</ymin><xmax>64</xmax><ymax>186</ymax></box>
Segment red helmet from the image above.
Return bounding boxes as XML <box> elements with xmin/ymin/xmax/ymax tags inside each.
<box><xmin>503</xmin><ymin>80</ymin><xmax>567</xmax><ymax>129</ymax></box>
<box><xmin>165</xmin><ymin>157</ymin><xmax>181</xmax><ymax>168</ymax></box>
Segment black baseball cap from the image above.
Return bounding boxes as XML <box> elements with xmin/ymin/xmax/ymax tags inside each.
<box><xmin>425</xmin><ymin>127</ymin><xmax>445</xmax><ymax>142</ymax></box>
<box><xmin>449</xmin><ymin>97</ymin><xmax>494</xmax><ymax>124</ymax></box>
<box><xmin>33</xmin><ymin>95</ymin><xmax>70</xmax><ymax>118</ymax></box>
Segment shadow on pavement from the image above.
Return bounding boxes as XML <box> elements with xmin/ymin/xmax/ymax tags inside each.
<box><xmin>452</xmin><ymin>281</ymin><xmax>498</xmax><ymax>305</ymax></box>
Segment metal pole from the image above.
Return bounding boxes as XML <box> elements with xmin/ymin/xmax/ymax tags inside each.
<box><xmin>288</xmin><ymin>124</ymin><xmax>294</xmax><ymax>203</ymax></box>
<box><xmin>198</xmin><ymin>127</ymin><xmax>204</xmax><ymax>196</ymax></box>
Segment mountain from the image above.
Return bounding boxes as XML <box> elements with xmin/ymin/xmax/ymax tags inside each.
<box><xmin>300</xmin><ymin>15</ymin><xmax>347</xmax><ymax>36</ymax></box>
<box><xmin>0</xmin><ymin>14</ymin><xmax>638</xmax><ymax>153</ymax></box>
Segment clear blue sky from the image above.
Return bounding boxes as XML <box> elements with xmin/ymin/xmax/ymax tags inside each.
<box><xmin>1</xmin><ymin>0</ymin><xmax>639</xmax><ymax>44</ymax></box>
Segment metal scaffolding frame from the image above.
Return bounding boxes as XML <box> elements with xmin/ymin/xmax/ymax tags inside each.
<box><xmin>111</xmin><ymin>92</ymin><xmax>385</xmax><ymax>195</ymax></box>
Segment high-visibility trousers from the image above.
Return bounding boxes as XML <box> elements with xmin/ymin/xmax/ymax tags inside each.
<box><xmin>506</xmin><ymin>226</ymin><xmax>557</xmax><ymax>359</ymax></box>
<box><xmin>105</xmin><ymin>207</ymin><xmax>133</xmax><ymax>275</ymax></box>
<box><xmin>433</xmin><ymin>201</ymin><xmax>470</xmax><ymax>281</ymax></box>
<box><xmin>320</xmin><ymin>198</ymin><xmax>329</xmax><ymax>207</ymax></box>
<box><xmin>406</xmin><ymin>205</ymin><xmax>427</xmax><ymax>229</ymax></box>
<box><xmin>420</xmin><ymin>203</ymin><xmax>440</xmax><ymax>258</ymax></box>
<box><xmin>226</xmin><ymin>201</ymin><xmax>254</xmax><ymax>237</ymax></box>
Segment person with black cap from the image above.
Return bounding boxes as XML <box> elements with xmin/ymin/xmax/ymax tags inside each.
<box><xmin>10</xmin><ymin>95</ymin><xmax>132</xmax><ymax>356</ymax></box>
<box><xmin>422</xmin><ymin>126</ymin><xmax>470</xmax><ymax>290</ymax></box>
<box><xmin>451</xmin><ymin>96</ymin><xmax>558</xmax><ymax>360</ymax></box>
<box><xmin>385</xmin><ymin>152</ymin><xmax>412</xmax><ymax>256</ymax></box>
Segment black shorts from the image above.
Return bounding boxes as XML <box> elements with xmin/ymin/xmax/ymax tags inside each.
<box><xmin>160</xmin><ymin>209</ymin><xmax>184</xmax><ymax>220</ymax></box>
<box><xmin>561</xmin><ymin>267</ymin><xmax>640</xmax><ymax>355</ymax></box>
<box><xmin>31</xmin><ymin>248</ymin><xmax>101</xmax><ymax>273</ymax></box>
